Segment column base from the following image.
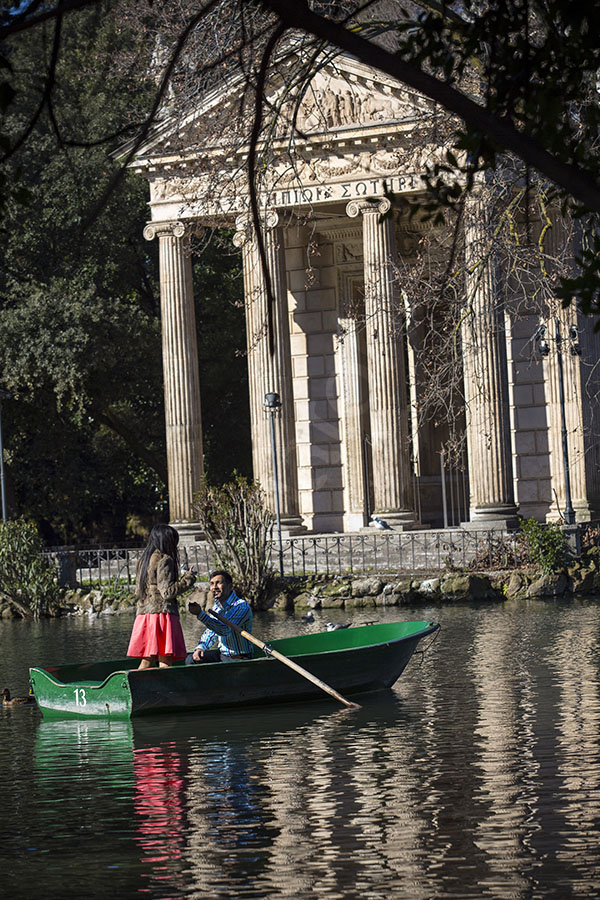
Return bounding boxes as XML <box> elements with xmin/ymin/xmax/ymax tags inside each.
<box><xmin>276</xmin><ymin>516</ymin><xmax>307</xmax><ymax>537</ymax></box>
<box><xmin>546</xmin><ymin>501</ymin><xmax>600</xmax><ymax>524</ymax></box>
<box><xmin>461</xmin><ymin>506</ymin><xmax>519</xmax><ymax>531</ymax></box>
<box><xmin>172</xmin><ymin>521</ymin><xmax>205</xmax><ymax>544</ymax></box>
<box><xmin>361</xmin><ymin>511</ymin><xmax>420</xmax><ymax>533</ymax></box>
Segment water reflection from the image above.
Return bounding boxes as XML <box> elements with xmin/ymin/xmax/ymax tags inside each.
<box><xmin>3</xmin><ymin>603</ymin><xmax>599</xmax><ymax>899</ymax></box>
<box><xmin>133</xmin><ymin>742</ymin><xmax>186</xmax><ymax>889</ymax></box>
<box><xmin>35</xmin><ymin>718</ymin><xmax>134</xmax><ymax>773</ymax></box>
<box><xmin>470</xmin><ymin>604</ymin><xmax>600</xmax><ymax>899</ymax></box>
<box><xmin>546</xmin><ymin>613</ymin><xmax>600</xmax><ymax>893</ymax></box>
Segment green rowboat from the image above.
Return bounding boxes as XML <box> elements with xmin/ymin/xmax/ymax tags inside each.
<box><xmin>29</xmin><ymin>620</ymin><xmax>439</xmax><ymax>719</ymax></box>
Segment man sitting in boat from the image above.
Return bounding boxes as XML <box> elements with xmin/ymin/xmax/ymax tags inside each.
<box><xmin>186</xmin><ymin>570</ymin><xmax>253</xmax><ymax>663</ymax></box>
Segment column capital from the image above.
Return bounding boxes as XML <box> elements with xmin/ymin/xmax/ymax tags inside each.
<box><xmin>233</xmin><ymin>211</ymin><xmax>279</xmax><ymax>247</ymax></box>
<box><xmin>346</xmin><ymin>197</ymin><xmax>391</xmax><ymax>219</ymax></box>
<box><xmin>233</xmin><ymin>215</ymin><xmax>250</xmax><ymax>248</ymax></box>
<box><xmin>143</xmin><ymin>220</ymin><xmax>187</xmax><ymax>242</ymax></box>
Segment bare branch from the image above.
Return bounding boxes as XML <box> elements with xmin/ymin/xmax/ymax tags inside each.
<box><xmin>84</xmin><ymin>0</ymin><xmax>226</xmax><ymax>227</ymax></box>
<box><xmin>247</xmin><ymin>20</ymin><xmax>286</xmax><ymax>357</ymax></box>
<box><xmin>259</xmin><ymin>0</ymin><xmax>600</xmax><ymax>211</ymax></box>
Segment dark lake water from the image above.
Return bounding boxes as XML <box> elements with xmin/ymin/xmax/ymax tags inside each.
<box><xmin>1</xmin><ymin>600</ymin><xmax>599</xmax><ymax>899</ymax></box>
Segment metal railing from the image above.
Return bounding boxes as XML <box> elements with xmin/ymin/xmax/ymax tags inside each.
<box><xmin>46</xmin><ymin>543</ymin><xmax>219</xmax><ymax>589</ymax></box>
<box><xmin>269</xmin><ymin>529</ymin><xmax>523</xmax><ymax>577</ymax></box>
<box><xmin>46</xmin><ymin>527</ymin><xmax>529</xmax><ymax>587</ymax></box>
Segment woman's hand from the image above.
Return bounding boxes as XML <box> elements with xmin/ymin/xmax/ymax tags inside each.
<box><xmin>182</xmin><ymin>568</ymin><xmax>196</xmax><ymax>587</ymax></box>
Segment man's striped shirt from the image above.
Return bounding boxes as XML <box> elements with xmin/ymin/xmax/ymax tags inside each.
<box><xmin>195</xmin><ymin>590</ymin><xmax>253</xmax><ymax>657</ymax></box>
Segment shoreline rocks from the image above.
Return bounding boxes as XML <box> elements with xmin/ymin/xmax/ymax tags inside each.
<box><xmin>2</xmin><ymin>559</ymin><xmax>600</xmax><ymax>620</ymax></box>
<box><xmin>264</xmin><ymin>564</ymin><xmax>600</xmax><ymax>612</ymax></box>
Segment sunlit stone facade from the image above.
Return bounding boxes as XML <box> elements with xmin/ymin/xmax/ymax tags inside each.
<box><xmin>133</xmin><ymin>53</ymin><xmax>600</xmax><ymax>533</ymax></box>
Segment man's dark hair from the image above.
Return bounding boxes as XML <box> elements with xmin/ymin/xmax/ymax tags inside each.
<box><xmin>210</xmin><ymin>569</ymin><xmax>233</xmax><ymax>585</ymax></box>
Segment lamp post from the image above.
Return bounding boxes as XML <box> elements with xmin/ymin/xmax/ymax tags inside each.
<box><xmin>537</xmin><ymin>320</ymin><xmax>576</xmax><ymax>525</ymax></box>
<box><xmin>264</xmin><ymin>391</ymin><xmax>284</xmax><ymax>576</ymax></box>
<box><xmin>0</xmin><ymin>389</ymin><xmax>12</xmax><ymax>522</ymax></box>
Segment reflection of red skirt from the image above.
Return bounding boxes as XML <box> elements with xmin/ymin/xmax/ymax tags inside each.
<box><xmin>127</xmin><ymin>613</ymin><xmax>187</xmax><ymax>660</ymax></box>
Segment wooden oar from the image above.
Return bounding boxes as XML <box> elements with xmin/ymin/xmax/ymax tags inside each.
<box><xmin>206</xmin><ymin>608</ymin><xmax>360</xmax><ymax>710</ymax></box>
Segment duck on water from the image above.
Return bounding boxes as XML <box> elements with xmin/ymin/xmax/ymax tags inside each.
<box><xmin>2</xmin><ymin>688</ymin><xmax>36</xmax><ymax>707</ymax></box>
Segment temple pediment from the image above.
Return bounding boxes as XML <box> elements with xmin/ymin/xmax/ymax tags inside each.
<box><xmin>132</xmin><ymin>50</ymin><xmax>437</xmax><ymax>166</ymax></box>
<box><xmin>288</xmin><ymin>63</ymin><xmax>432</xmax><ymax>135</ymax></box>
<box><xmin>129</xmin><ymin>47</ymin><xmax>450</xmax><ymax>223</ymax></box>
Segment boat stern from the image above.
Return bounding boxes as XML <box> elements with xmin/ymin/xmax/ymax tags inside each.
<box><xmin>29</xmin><ymin>667</ymin><xmax>133</xmax><ymax>719</ymax></box>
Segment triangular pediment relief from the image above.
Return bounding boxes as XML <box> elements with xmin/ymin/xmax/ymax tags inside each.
<box><xmin>131</xmin><ymin>49</ymin><xmax>437</xmax><ymax>166</ymax></box>
<box><xmin>280</xmin><ymin>60</ymin><xmax>434</xmax><ymax>136</ymax></box>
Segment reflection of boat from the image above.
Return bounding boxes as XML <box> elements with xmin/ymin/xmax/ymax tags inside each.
<box><xmin>29</xmin><ymin>620</ymin><xmax>439</xmax><ymax>719</ymax></box>
<box><xmin>34</xmin><ymin>719</ymin><xmax>135</xmax><ymax>787</ymax></box>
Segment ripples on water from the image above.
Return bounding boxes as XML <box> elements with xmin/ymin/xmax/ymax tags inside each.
<box><xmin>1</xmin><ymin>601</ymin><xmax>599</xmax><ymax>899</ymax></box>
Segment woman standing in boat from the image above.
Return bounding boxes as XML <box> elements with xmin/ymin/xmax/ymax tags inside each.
<box><xmin>127</xmin><ymin>524</ymin><xmax>196</xmax><ymax>670</ymax></box>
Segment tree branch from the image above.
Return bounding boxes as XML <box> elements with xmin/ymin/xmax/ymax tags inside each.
<box><xmin>260</xmin><ymin>0</ymin><xmax>600</xmax><ymax>212</ymax></box>
<box><xmin>247</xmin><ymin>20</ymin><xmax>286</xmax><ymax>356</ymax></box>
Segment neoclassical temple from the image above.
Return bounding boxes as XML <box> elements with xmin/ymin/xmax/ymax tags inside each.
<box><xmin>132</xmin><ymin>52</ymin><xmax>600</xmax><ymax>536</ymax></box>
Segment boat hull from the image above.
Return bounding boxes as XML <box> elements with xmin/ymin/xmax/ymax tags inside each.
<box><xmin>29</xmin><ymin>620</ymin><xmax>439</xmax><ymax>719</ymax></box>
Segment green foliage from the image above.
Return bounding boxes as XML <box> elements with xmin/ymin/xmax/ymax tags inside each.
<box><xmin>0</xmin><ymin>11</ymin><xmax>250</xmax><ymax>543</ymax></box>
<box><xmin>519</xmin><ymin>517</ymin><xmax>567</xmax><ymax>575</ymax></box>
<box><xmin>86</xmin><ymin>577</ymin><xmax>136</xmax><ymax>605</ymax></box>
<box><xmin>193</xmin><ymin>475</ymin><xmax>274</xmax><ymax>606</ymax></box>
<box><xmin>403</xmin><ymin>2</ymin><xmax>600</xmax><ymax>313</ymax></box>
<box><xmin>193</xmin><ymin>232</ymin><xmax>251</xmax><ymax>485</ymax></box>
<box><xmin>0</xmin><ymin>518</ymin><xmax>61</xmax><ymax>618</ymax></box>
<box><xmin>0</xmin><ymin>8</ymin><xmax>166</xmax><ymax>542</ymax></box>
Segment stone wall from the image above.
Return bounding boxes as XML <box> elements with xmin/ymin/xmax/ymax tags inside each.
<box><xmin>506</xmin><ymin>312</ymin><xmax>552</xmax><ymax>520</ymax></box>
<box><xmin>266</xmin><ymin>560</ymin><xmax>600</xmax><ymax>612</ymax></box>
<box><xmin>2</xmin><ymin>554</ymin><xmax>598</xmax><ymax>620</ymax></box>
<box><xmin>286</xmin><ymin>225</ymin><xmax>344</xmax><ymax>532</ymax></box>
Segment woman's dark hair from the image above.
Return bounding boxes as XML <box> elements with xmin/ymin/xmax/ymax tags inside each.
<box><xmin>137</xmin><ymin>524</ymin><xmax>180</xmax><ymax>597</ymax></box>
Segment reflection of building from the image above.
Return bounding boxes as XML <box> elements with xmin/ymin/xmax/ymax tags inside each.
<box><xmin>131</xmin><ymin>53</ymin><xmax>600</xmax><ymax>535</ymax></box>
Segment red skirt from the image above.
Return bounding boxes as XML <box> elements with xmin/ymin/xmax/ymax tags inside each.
<box><xmin>127</xmin><ymin>613</ymin><xmax>187</xmax><ymax>660</ymax></box>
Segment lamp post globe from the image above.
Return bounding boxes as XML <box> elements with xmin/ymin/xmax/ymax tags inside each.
<box><xmin>264</xmin><ymin>391</ymin><xmax>281</xmax><ymax>410</ymax></box>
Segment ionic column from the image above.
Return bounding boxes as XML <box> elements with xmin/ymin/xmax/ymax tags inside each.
<box><xmin>346</xmin><ymin>198</ymin><xmax>417</xmax><ymax>529</ymax></box>
<box><xmin>144</xmin><ymin>221</ymin><xmax>204</xmax><ymax>528</ymax></box>
<box><xmin>462</xmin><ymin>194</ymin><xmax>518</xmax><ymax>527</ymax></box>
<box><xmin>234</xmin><ymin>214</ymin><xmax>304</xmax><ymax>532</ymax></box>
<box><xmin>337</xmin><ymin>315</ymin><xmax>368</xmax><ymax>530</ymax></box>
<box><xmin>542</xmin><ymin>213</ymin><xmax>600</xmax><ymax>521</ymax></box>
